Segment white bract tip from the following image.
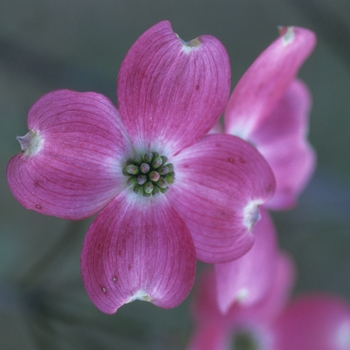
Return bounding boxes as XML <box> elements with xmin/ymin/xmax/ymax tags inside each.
<box><xmin>17</xmin><ymin>130</ymin><xmax>44</xmax><ymax>157</ymax></box>
<box><xmin>281</xmin><ymin>26</ymin><xmax>295</xmax><ymax>46</ymax></box>
<box><xmin>243</xmin><ymin>200</ymin><xmax>263</xmax><ymax>232</ymax></box>
<box><xmin>127</xmin><ymin>290</ymin><xmax>152</xmax><ymax>303</ymax></box>
<box><xmin>236</xmin><ymin>288</ymin><xmax>249</xmax><ymax>303</ymax></box>
<box><xmin>176</xmin><ymin>33</ymin><xmax>202</xmax><ymax>54</ymax></box>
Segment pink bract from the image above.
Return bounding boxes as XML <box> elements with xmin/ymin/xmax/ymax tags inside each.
<box><xmin>188</xmin><ymin>256</ymin><xmax>350</xmax><ymax>350</ymax></box>
<box><xmin>189</xmin><ymin>253</ymin><xmax>294</xmax><ymax>350</ymax></box>
<box><xmin>7</xmin><ymin>21</ymin><xmax>276</xmax><ymax>313</ymax></box>
<box><xmin>210</xmin><ymin>26</ymin><xmax>316</xmax><ymax>317</ymax></box>
<box><xmin>224</xmin><ymin>26</ymin><xmax>316</xmax><ymax>210</ymax></box>
<box><xmin>214</xmin><ymin>208</ymin><xmax>278</xmax><ymax>314</ymax></box>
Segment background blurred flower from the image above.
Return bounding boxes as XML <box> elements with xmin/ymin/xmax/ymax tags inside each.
<box><xmin>223</xmin><ymin>26</ymin><xmax>316</xmax><ymax>210</ymax></box>
<box><xmin>189</xmin><ymin>253</ymin><xmax>350</xmax><ymax>350</ymax></box>
<box><xmin>214</xmin><ymin>209</ymin><xmax>278</xmax><ymax>314</ymax></box>
<box><xmin>213</xmin><ymin>25</ymin><xmax>316</xmax><ymax>316</ymax></box>
<box><xmin>188</xmin><ymin>253</ymin><xmax>294</xmax><ymax>350</ymax></box>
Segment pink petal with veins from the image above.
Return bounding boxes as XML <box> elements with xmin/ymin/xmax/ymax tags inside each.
<box><xmin>118</xmin><ymin>20</ymin><xmax>231</xmax><ymax>155</ymax></box>
<box><xmin>7</xmin><ymin>90</ymin><xmax>132</xmax><ymax>219</ymax></box>
<box><xmin>169</xmin><ymin>133</ymin><xmax>275</xmax><ymax>263</ymax></box>
<box><xmin>81</xmin><ymin>192</ymin><xmax>196</xmax><ymax>314</ymax></box>
<box><xmin>225</xmin><ymin>26</ymin><xmax>316</xmax><ymax>138</ymax></box>
<box><xmin>215</xmin><ymin>208</ymin><xmax>278</xmax><ymax>314</ymax></box>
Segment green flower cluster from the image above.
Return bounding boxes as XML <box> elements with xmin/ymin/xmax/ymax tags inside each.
<box><xmin>123</xmin><ymin>152</ymin><xmax>175</xmax><ymax>196</ymax></box>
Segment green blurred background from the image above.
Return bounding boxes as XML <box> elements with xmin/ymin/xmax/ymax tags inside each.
<box><xmin>0</xmin><ymin>0</ymin><xmax>349</xmax><ymax>349</ymax></box>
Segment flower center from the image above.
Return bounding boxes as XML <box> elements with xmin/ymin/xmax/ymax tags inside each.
<box><xmin>123</xmin><ymin>152</ymin><xmax>175</xmax><ymax>197</ymax></box>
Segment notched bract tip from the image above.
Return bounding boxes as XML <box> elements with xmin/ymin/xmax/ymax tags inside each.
<box><xmin>278</xmin><ymin>26</ymin><xmax>295</xmax><ymax>46</ymax></box>
<box><xmin>176</xmin><ymin>33</ymin><xmax>202</xmax><ymax>53</ymax></box>
<box><xmin>127</xmin><ymin>290</ymin><xmax>153</xmax><ymax>303</ymax></box>
<box><xmin>16</xmin><ymin>130</ymin><xmax>43</xmax><ymax>157</ymax></box>
<box><xmin>243</xmin><ymin>200</ymin><xmax>263</xmax><ymax>232</ymax></box>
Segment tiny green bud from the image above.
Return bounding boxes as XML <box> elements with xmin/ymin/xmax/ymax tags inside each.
<box><xmin>133</xmin><ymin>154</ymin><xmax>143</xmax><ymax>164</ymax></box>
<box><xmin>144</xmin><ymin>181</ymin><xmax>154</xmax><ymax>194</ymax></box>
<box><xmin>156</xmin><ymin>178</ymin><xmax>168</xmax><ymax>189</ymax></box>
<box><xmin>152</xmin><ymin>186</ymin><xmax>161</xmax><ymax>197</ymax></box>
<box><xmin>166</xmin><ymin>163</ymin><xmax>174</xmax><ymax>173</ymax></box>
<box><xmin>127</xmin><ymin>177</ymin><xmax>137</xmax><ymax>187</ymax></box>
<box><xmin>165</xmin><ymin>173</ymin><xmax>175</xmax><ymax>184</ymax></box>
<box><xmin>158</xmin><ymin>166</ymin><xmax>169</xmax><ymax>175</ymax></box>
<box><xmin>137</xmin><ymin>175</ymin><xmax>147</xmax><ymax>185</ymax></box>
<box><xmin>149</xmin><ymin>171</ymin><xmax>160</xmax><ymax>182</ymax></box>
<box><xmin>143</xmin><ymin>152</ymin><xmax>153</xmax><ymax>163</ymax></box>
<box><xmin>126</xmin><ymin>164</ymin><xmax>140</xmax><ymax>175</ymax></box>
<box><xmin>133</xmin><ymin>185</ymin><xmax>144</xmax><ymax>195</ymax></box>
<box><xmin>160</xmin><ymin>187</ymin><xmax>169</xmax><ymax>194</ymax></box>
<box><xmin>140</xmin><ymin>163</ymin><xmax>150</xmax><ymax>174</ymax></box>
<box><xmin>152</xmin><ymin>156</ymin><xmax>162</xmax><ymax>168</ymax></box>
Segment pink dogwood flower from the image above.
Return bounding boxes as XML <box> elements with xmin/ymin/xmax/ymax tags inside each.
<box><xmin>222</xmin><ymin>26</ymin><xmax>317</xmax><ymax>210</ymax></box>
<box><xmin>7</xmin><ymin>21</ymin><xmax>275</xmax><ymax>313</ymax></box>
<box><xmin>212</xmin><ymin>26</ymin><xmax>316</xmax><ymax>315</ymax></box>
<box><xmin>188</xmin><ymin>254</ymin><xmax>350</xmax><ymax>350</ymax></box>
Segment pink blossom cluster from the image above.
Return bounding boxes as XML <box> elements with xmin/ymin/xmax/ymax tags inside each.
<box><xmin>6</xmin><ymin>20</ymin><xmax>350</xmax><ymax>348</ymax></box>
